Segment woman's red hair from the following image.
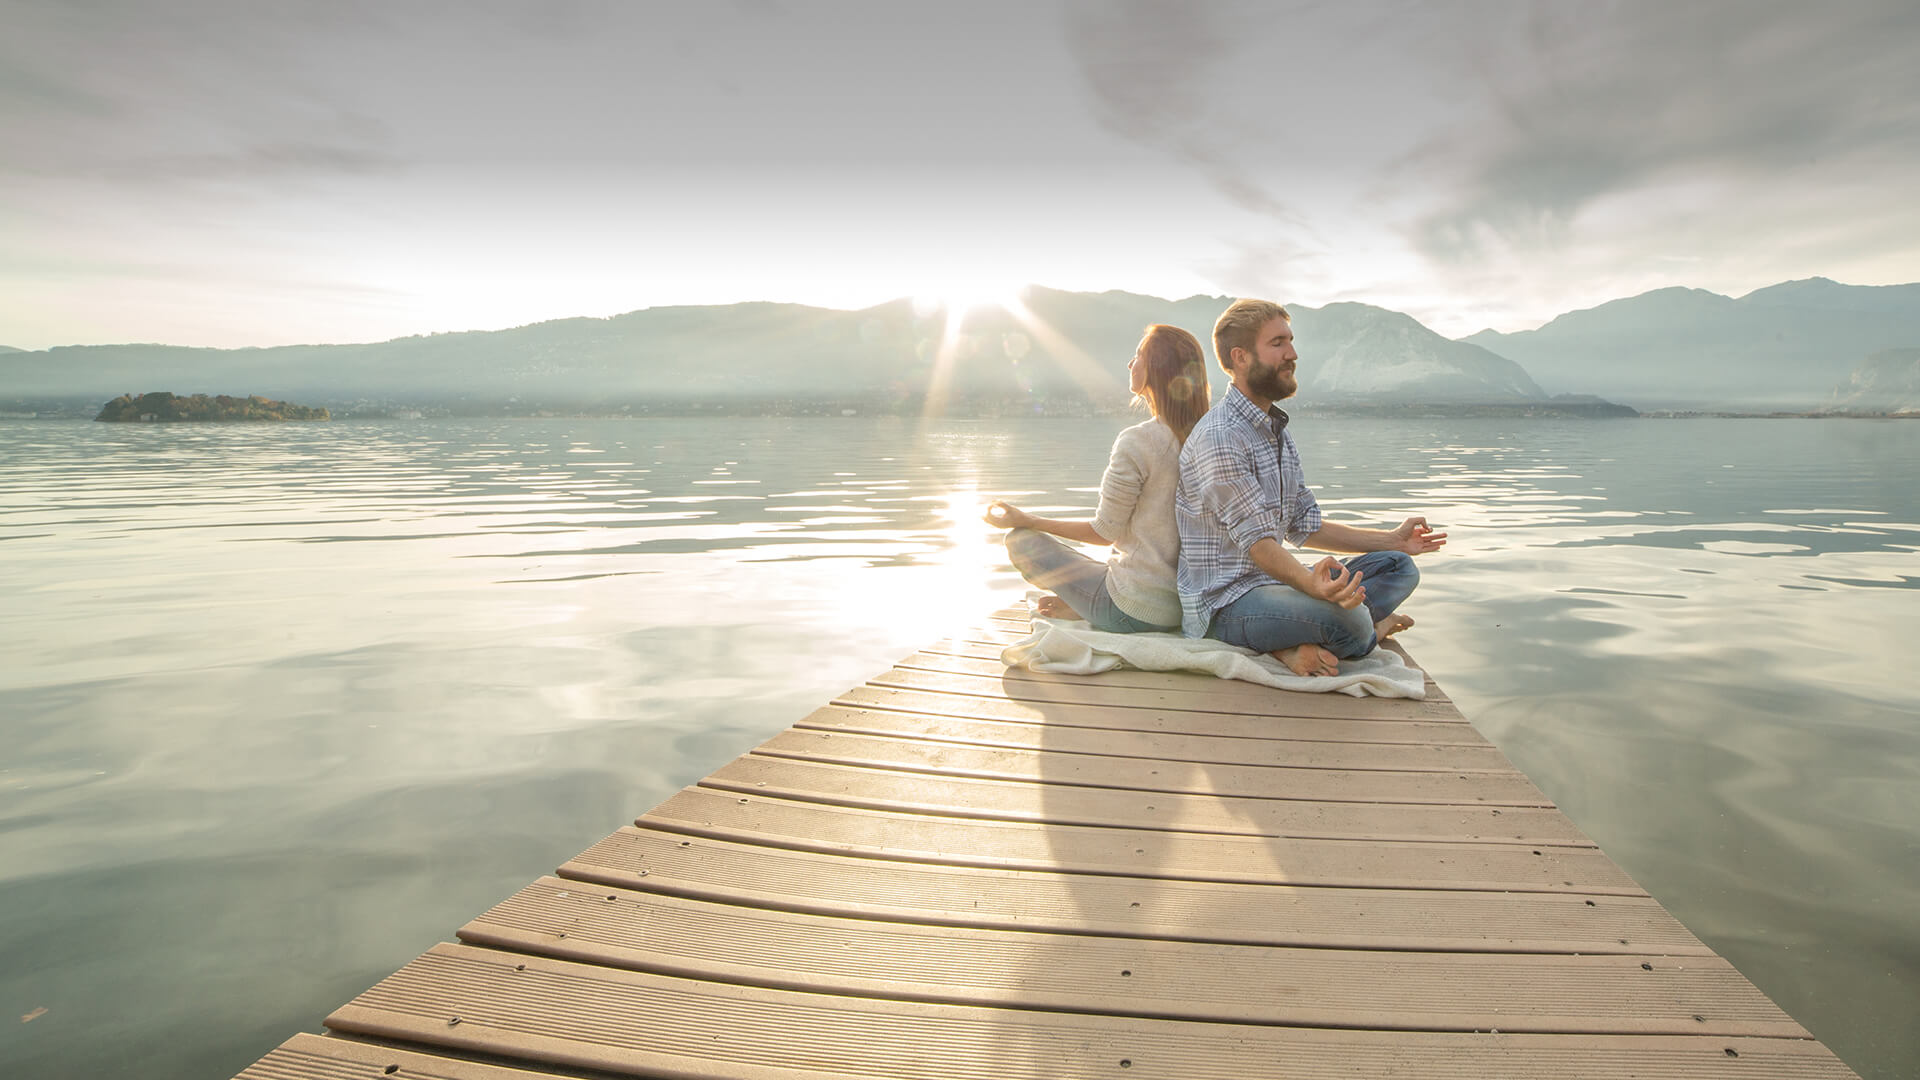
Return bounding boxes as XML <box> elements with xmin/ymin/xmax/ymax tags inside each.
<box><xmin>1136</xmin><ymin>324</ymin><xmax>1211</xmax><ymax>443</ymax></box>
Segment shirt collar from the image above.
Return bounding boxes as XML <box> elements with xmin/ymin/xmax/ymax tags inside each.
<box><xmin>1223</xmin><ymin>385</ymin><xmax>1289</xmax><ymax>438</ymax></box>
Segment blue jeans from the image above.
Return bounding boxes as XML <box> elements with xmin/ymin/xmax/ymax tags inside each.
<box><xmin>1205</xmin><ymin>551</ymin><xmax>1419</xmax><ymax>659</ymax></box>
<box><xmin>1005</xmin><ymin>528</ymin><xmax>1177</xmax><ymax>634</ymax></box>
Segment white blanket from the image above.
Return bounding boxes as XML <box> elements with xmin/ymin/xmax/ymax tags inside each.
<box><xmin>1001</xmin><ymin>598</ymin><xmax>1426</xmax><ymax>699</ymax></box>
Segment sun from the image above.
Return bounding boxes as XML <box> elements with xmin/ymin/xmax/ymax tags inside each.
<box><xmin>911</xmin><ymin>281</ymin><xmax>1026</xmax><ymax>324</ymax></box>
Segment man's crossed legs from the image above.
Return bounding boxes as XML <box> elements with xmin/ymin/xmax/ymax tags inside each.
<box><xmin>1205</xmin><ymin>551</ymin><xmax>1419</xmax><ymax>677</ymax></box>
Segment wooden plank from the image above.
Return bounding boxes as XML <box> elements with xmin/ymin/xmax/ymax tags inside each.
<box><xmin>748</xmin><ymin>728</ymin><xmax>1546</xmax><ymax>803</ymax></box>
<box><xmin>704</xmin><ymin>754</ymin><xmax>1586</xmax><ymax>844</ymax></box>
<box><xmin>327</xmin><ymin>944</ymin><xmax>1857</xmax><ymax>1080</ymax></box>
<box><xmin>831</xmin><ymin>685</ymin><xmax>1487</xmax><ymax>742</ymax></box>
<box><xmin>784</xmin><ymin>710</ymin><xmax>1512</xmax><ymax>770</ymax></box>
<box><xmin>639</xmin><ymin>788</ymin><xmax>1645</xmax><ymax>894</ymax></box>
<box><xmin>235</xmin><ymin>1033</ymin><xmax>562</xmax><ymax>1080</ymax></box>
<box><xmin>950</xmin><ymin>626</ymin><xmax>1036</xmax><ymax>646</ymax></box>
<box><xmin>708</xmin><ymin>751</ymin><xmax>1575</xmax><ymax>839</ymax></box>
<box><xmin>756</xmin><ymin>722</ymin><xmax>1536</xmax><ymax>799</ymax></box>
<box><xmin>869</xmin><ymin>666</ymin><xmax>1466</xmax><ymax>721</ymax></box>
<box><xmin>461</xmin><ymin>876</ymin><xmax>1803</xmax><ymax>1036</ymax></box>
<box><xmin>564</xmin><ymin>826</ymin><xmax>1706</xmax><ymax>955</ymax></box>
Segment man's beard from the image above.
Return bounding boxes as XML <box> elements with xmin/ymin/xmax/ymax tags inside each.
<box><xmin>1248</xmin><ymin>360</ymin><xmax>1296</xmax><ymax>401</ymax></box>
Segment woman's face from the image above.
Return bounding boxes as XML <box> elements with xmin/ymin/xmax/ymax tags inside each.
<box><xmin>1128</xmin><ymin>343</ymin><xmax>1149</xmax><ymax>395</ymax></box>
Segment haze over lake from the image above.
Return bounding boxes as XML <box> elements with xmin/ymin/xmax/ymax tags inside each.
<box><xmin>1</xmin><ymin>414</ymin><xmax>1915</xmax><ymax>1079</ymax></box>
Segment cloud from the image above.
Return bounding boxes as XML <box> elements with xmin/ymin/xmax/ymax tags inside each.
<box><xmin>1054</xmin><ymin>0</ymin><xmax>1920</xmax><ymax>330</ymax></box>
<box><xmin>1408</xmin><ymin>0</ymin><xmax>1920</xmax><ymax>261</ymax></box>
<box><xmin>3</xmin><ymin>0</ymin><xmax>1130</xmax><ymax>186</ymax></box>
<box><xmin>1058</xmin><ymin>1</ymin><xmax>1459</xmax><ymax>297</ymax></box>
<box><xmin>0</xmin><ymin>0</ymin><xmax>406</xmax><ymax>189</ymax></box>
<box><xmin>1062</xmin><ymin>1</ymin><xmax>1302</xmax><ymax>225</ymax></box>
<box><xmin>101</xmin><ymin>142</ymin><xmax>400</xmax><ymax>184</ymax></box>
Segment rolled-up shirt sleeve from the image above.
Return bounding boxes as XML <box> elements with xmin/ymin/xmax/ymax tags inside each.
<box><xmin>1190</xmin><ymin>437</ymin><xmax>1286</xmax><ymax>555</ymax></box>
<box><xmin>1285</xmin><ymin>480</ymin><xmax>1322</xmax><ymax>546</ymax></box>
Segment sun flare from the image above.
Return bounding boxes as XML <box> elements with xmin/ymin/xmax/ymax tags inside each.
<box><xmin>912</xmin><ymin>282</ymin><xmax>1025</xmax><ymax>324</ymax></box>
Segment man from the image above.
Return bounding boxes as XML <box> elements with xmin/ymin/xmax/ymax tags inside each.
<box><xmin>1175</xmin><ymin>299</ymin><xmax>1446</xmax><ymax>677</ymax></box>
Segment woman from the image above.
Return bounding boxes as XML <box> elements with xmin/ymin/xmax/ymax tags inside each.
<box><xmin>984</xmin><ymin>323</ymin><xmax>1210</xmax><ymax>633</ymax></box>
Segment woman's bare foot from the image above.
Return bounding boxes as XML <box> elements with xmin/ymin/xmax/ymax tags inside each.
<box><xmin>1375</xmin><ymin>613</ymin><xmax>1415</xmax><ymax>640</ymax></box>
<box><xmin>1033</xmin><ymin>595</ymin><xmax>1076</xmax><ymax>619</ymax></box>
<box><xmin>1271</xmin><ymin>642</ymin><xmax>1341</xmax><ymax>678</ymax></box>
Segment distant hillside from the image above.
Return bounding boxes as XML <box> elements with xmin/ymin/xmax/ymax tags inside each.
<box><xmin>0</xmin><ymin>289</ymin><xmax>1565</xmax><ymax>415</ymax></box>
<box><xmin>1463</xmin><ymin>278</ymin><xmax>1920</xmax><ymax>411</ymax></box>
<box><xmin>0</xmin><ymin>345</ymin><xmax>23</xmax><ymax>354</ymax></box>
<box><xmin>1823</xmin><ymin>349</ymin><xmax>1920</xmax><ymax>416</ymax></box>
<box><xmin>1296</xmin><ymin>303</ymin><xmax>1542</xmax><ymax>402</ymax></box>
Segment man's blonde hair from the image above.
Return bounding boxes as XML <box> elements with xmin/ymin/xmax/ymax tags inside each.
<box><xmin>1211</xmin><ymin>299</ymin><xmax>1291</xmax><ymax>374</ymax></box>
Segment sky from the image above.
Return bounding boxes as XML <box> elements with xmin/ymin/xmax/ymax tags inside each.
<box><xmin>4</xmin><ymin>0</ymin><xmax>1918</xmax><ymax>350</ymax></box>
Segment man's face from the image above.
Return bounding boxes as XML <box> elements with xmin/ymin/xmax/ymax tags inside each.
<box><xmin>1239</xmin><ymin>316</ymin><xmax>1298</xmax><ymax>402</ymax></box>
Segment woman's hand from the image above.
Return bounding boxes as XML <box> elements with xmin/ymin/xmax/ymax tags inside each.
<box><xmin>983</xmin><ymin>500</ymin><xmax>1031</xmax><ymax>529</ymax></box>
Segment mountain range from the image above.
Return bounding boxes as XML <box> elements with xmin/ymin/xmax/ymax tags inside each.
<box><xmin>1465</xmin><ymin>278</ymin><xmax>1920</xmax><ymax>412</ymax></box>
<box><xmin>1825</xmin><ymin>348</ymin><xmax>1920</xmax><ymax>414</ymax></box>
<box><xmin>0</xmin><ymin>289</ymin><xmax>1566</xmax><ymax>417</ymax></box>
<box><xmin>3</xmin><ymin>278</ymin><xmax>1917</xmax><ymax>416</ymax></box>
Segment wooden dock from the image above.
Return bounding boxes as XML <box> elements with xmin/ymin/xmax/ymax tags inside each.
<box><xmin>235</xmin><ymin>604</ymin><xmax>1861</xmax><ymax>1079</ymax></box>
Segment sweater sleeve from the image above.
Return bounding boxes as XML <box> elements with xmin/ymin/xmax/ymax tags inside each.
<box><xmin>1090</xmin><ymin>427</ymin><xmax>1146</xmax><ymax>543</ymax></box>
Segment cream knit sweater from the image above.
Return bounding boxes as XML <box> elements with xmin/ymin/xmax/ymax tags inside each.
<box><xmin>1090</xmin><ymin>418</ymin><xmax>1182</xmax><ymax>627</ymax></box>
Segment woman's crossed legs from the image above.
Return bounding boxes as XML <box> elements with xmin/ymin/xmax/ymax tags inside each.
<box><xmin>1004</xmin><ymin>528</ymin><xmax>1175</xmax><ymax>634</ymax></box>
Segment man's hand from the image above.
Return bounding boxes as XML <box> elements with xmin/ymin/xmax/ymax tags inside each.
<box><xmin>1391</xmin><ymin>516</ymin><xmax>1447</xmax><ymax>554</ymax></box>
<box><xmin>1305</xmin><ymin>556</ymin><xmax>1367</xmax><ymax>610</ymax></box>
<box><xmin>983</xmin><ymin>500</ymin><xmax>1032</xmax><ymax>529</ymax></box>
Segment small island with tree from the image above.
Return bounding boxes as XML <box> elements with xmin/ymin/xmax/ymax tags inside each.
<box><xmin>96</xmin><ymin>392</ymin><xmax>329</xmax><ymax>422</ymax></box>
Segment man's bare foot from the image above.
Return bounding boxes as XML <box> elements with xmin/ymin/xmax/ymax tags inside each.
<box><xmin>1375</xmin><ymin>613</ymin><xmax>1415</xmax><ymax>640</ymax></box>
<box><xmin>1271</xmin><ymin>642</ymin><xmax>1341</xmax><ymax>678</ymax></box>
<box><xmin>1033</xmin><ymin>595</ymin><xmax>1075</xmax><ymax>619</ymax></box>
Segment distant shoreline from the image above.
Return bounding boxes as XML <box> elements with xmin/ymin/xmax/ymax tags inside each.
<box><xmin>1639</xmin><ymin>409</ymin><xmax>1919</xmax><ymax>420</ymax></box>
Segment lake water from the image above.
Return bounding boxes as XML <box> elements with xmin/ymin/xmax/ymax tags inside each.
<box><xmin>1</xmin><ymin>415</ymin><xmax>1915</xmax><ymax>1079</ymax></box>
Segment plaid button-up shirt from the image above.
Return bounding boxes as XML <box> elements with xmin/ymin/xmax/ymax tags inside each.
<box><xmin>1175</xmin><ymin>386</ymin><xmax>1323</xmax><ymax>637</ymax></box>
